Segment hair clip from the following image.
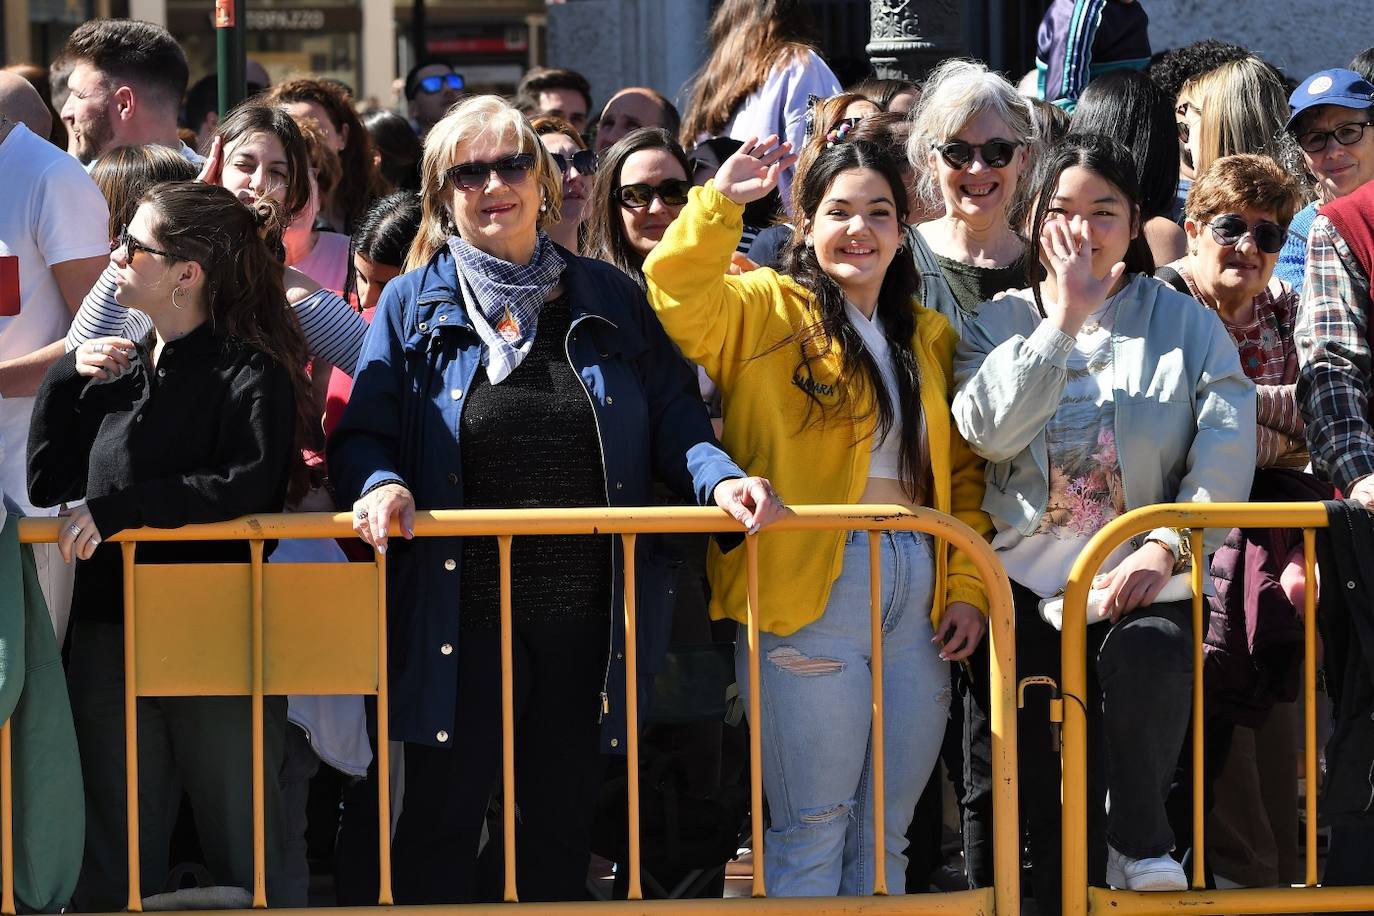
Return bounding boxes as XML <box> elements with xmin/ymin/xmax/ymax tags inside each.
<box><xmin>825</xmin><ymin>119</ymin><xmax>855</xmax><ymax>148</ymax></box>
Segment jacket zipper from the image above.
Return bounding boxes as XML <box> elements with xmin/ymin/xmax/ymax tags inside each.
<box><xmin>564</xmin><ymin>314</ymin><xmax>618</xmax><ymax>723</ymax></box>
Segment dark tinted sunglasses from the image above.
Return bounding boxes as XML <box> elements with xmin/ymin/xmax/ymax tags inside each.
<box><xmin>1207</xmin><ymin>214</ymin><xmax>1285</xmax><ymax>254</ymax></box>
<box><xmin>1295</xmin><ymin>120</ymin><xmax>1374</xmax><ymax>153</ymax></box>
<box><xmin>615</xmin><ymin>179</ymin><xmax>691</xmax><ymax>209</ymax></box>
<box><xmin>550</xmin><ymin>149</ymin><xmax>597</xmax><ymax>175</ymax></box>
<box><xmin>415</xmin><ymin>73</ymin><xmax>464</xmax><ymax>95</ymax></box>
<box><xmin>934</xmin><ymin>138</ymin><xmax>1020</xmax><ymax>170</ymax></box>
<box><xmin>112</xmin><ymin>226</ymin><xmax>181</xmax><ymax>262</ymax></box>
<box><xmin>445</xmin><ymin>153</ymin><xmax>536</xmax><ymax>191</ymax></box>
<box><xmin>1175</xmin><ymin>101</ymin><xmax>1201</xmax><ymax>144</ymax></box>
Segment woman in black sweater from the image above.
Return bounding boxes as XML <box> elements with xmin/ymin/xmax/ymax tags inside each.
<box><xmin>27</xmin><ymin>182</ymin><xmax>313</xmax><ymax>910</ymax></box>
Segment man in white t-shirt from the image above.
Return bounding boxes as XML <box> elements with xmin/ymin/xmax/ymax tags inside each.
<box><xmin>0</xmin><ymin>72</ymin><xmax>110</xmax><ymax>639</ymax></box>
<box><xmin>57</xmin><ymin>18</ymin><xmax>202</xmax><ymax>168</ymax></box>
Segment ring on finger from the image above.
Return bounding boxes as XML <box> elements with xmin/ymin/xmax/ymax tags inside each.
<box><xmin>355</xmin><ymin>507</ymin><xmax>369</xmax><ymax>520</ymax></box>
<box><xmin>67</xmin><ymin>523</ymin><xmax>83</xmax><ymax>536</ymax></box>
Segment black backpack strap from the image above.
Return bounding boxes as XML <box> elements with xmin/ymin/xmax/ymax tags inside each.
<box><xmin>1154</xmin><ymin>265</ymin><xmax>1191</xmax><ymax>296</ymax></box>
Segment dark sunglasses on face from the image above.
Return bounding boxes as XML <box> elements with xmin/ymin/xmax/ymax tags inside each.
<box><xmin>416</xmin><ymin>73</ymin><xmax>465</xmax><ymax>95</ymax></box>
<box><xmin>933</xmin><ymin>138</ymin><xmax>1021</xmax><ymax>170</ymax></box>
<box><xmin>1295</xmin><ymin>120</ymin><xmax>1374</xmax><ymax>154</ymax></box>
<box><xmin>445</xmin><ymin>153</ymin><xmax>536</xmax><ymax>191</ymax></box>
<box><xmin>550</xmin><ymin>149</ymin><xmax>597</xmax><ymax>175</ymax></box>
<box><xmin>614</xmin><ymin>179</ymin><xmax>692</xmax><ymax>209</ymax></box>
<box><xmin>1206</xmin><ymin>214</ymin><xmax>1285</xmax><ymax>254</ymax></box>
<box><xmin>112</xmin><ymin>227</ymin><xmax>181</xmax><ymax>262</ymax></box>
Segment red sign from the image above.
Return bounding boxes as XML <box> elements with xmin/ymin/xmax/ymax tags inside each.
<box><xmin>214</xmin><ymin>0</ymin><xmax>235</xmax><ymax>28</ymax></box>
<box><xmin>0</xmin><ymin>256</ymin><xmax>19</xmax><ymax>317</ymax></box>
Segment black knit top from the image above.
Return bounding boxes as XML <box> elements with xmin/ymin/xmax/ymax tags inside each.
<box><xmin>458</xmin><ymin>294</ymin><xmax>612</xmax><ymax>630</ymax></box>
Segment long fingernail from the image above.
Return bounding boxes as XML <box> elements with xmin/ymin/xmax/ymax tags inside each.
<box><xmin>377</xmin><ymin>543</ymin><xmax>387</xmax><ymax>555</ymax></box>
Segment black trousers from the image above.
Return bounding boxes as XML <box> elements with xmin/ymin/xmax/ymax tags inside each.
<box><xmin>1007</xmin><ymin>581</ymin><xmax>1195</xmax><ymax>914</ymax></box>
<box><xmin>391</xmin><ymin>618</ymin><xmax>610</xmax><ymax>904</ymax></box>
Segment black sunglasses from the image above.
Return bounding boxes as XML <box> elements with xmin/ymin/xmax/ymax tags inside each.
<box><xmin>1295</xmin><ymin>120</ymin><xmax>1374</xmax><ymax>154</ymax></box>
<box><xmin>550</xmin><ymin>149</ymin><xmax>597</xmax><ymax>175</ymax></box>
<box><xmin>1175</xmin><ymin>101</ymin><xmax>1202</xmax><ymax>145</ymax></box>
<box><xmin>112</xmin><ymin>226</ymin><xmax>181</xmax><ymax>262</ymax></box>
<box><xmin>445</xmin><ymin>153</ymin><xmax>536</xmax><ymax>191</ymax></box>
<box><xmin>415</xmin><ymin>73</ymin><xmax>464</xmax><ymax>95</ymax></box>
<box><xmin>933</xmin><ymin>138</ymin><xmax>1021</xmax><ymax>170</ymax></box>
<box><xmin>614</xmin><ymin>179</ymin><xmax>691</xmax><ymax>209</ymax></box>
<box><xmin>1206</xmin><ymin>214</ymin><xmax>1285</xmax><ymax>254</ymax></box>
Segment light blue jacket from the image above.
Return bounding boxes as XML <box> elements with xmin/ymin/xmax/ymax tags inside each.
<box><xmin>952</xmin><ymin>274</ymin><xmax>1256</xmax><ymax>558</ymax></box>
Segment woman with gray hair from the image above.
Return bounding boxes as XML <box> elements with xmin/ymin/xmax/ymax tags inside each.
<box><xmin>327</xmin><ymin>94</ymin><xmax>782</xmax><ymax>903</ymax></box>
<box><xmin>907</xmin><ymin>58</ymin><xmax>1036</xmax><ymax>336</ymax></box>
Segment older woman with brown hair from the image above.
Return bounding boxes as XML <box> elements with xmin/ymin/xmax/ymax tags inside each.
<box><xmin>327</xmin><ymin>95</ymin><xmax>782</xmax><ymax>904</ymax></box>
<box><xmin>1159</xmin><ymin>153</ymin><xmax>1304</xmax><ymax>467</ymax></box>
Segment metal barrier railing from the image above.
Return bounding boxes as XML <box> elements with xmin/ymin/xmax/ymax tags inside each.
<box><xmin>14</xmin><ymin>505</ymin><xmax>1018</xmax><ymax>915</ymax></box>
<box><xmin>1060</xmin><ymin>503</ymin><xmax>1374</xmax><ymax>916</ymax></box>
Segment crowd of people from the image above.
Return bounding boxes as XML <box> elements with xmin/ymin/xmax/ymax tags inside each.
<box><xmin>1</xmin><ymin>0</ymin><xmax>1374</xmax><ymax>910</ymax></box>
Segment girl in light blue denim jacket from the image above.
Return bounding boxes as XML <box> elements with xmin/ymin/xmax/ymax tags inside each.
<box><xmin>952</xmin><ymin>135</ymin><xmax>1255</xmax><ymax>905</ymax></box>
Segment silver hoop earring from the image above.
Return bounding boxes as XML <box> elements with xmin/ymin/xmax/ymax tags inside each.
<box><xmin>172</xmin><ymin>286</ymin><xmax>186</xmax><ymax>310</ymax></box>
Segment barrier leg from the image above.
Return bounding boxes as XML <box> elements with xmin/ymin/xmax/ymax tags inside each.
<box><xmin>375</xmin><ymin>547</ymin><xmax>393</xmax><ymax>905</ymax></box>
<box><xmin>621</xmin><ymin>534</ymin><xmax>643</xmax><ymax>900</ymax></box>
<box><xmin>122</xmin><ymin>542</ymin><xmax>143</xmax><ymax>912</ymax></box>
<box><xmin>868</xmin><ymin>531</ymin><xmax>887</xmax><ymax>896</ymax></box>
<box><xmin>1191</xmin><ymin>529</ymin><xmax>1206</xmax><ymax>889</ymax></box>
<box><xmin>745</xmin><ymin>536</ymin><xmax>765</xmax><ymax>897</ymax></box>
<box><xmin>250</xmin><ymin>541</ymin><xmax>267</xmax><ymax>908</ymax></box>
<box><xmin>1303</xmin><ymin>528</ymin><xmax>1318</xmax><ymax>888</ymax></box>
<box><xmin>498</xmin><ymin>535</ymin><xmax>518</xmax><ymax>903</ymax></box>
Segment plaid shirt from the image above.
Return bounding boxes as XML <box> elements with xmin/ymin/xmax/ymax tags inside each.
<box><xmin>1296</xmin><ymin>214</ymin><xmax>1374</xmax><ymax>492</ymax></box>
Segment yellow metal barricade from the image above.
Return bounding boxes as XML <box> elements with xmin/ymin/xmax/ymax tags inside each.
<box><xmin>15</xmin><ymin>505</ymin><xmax>1018</xmax><ymax>916</ymax></box>
<box><xmin>1060</xmin><ymin>503</ymin><xmax>1374</xmax><ymax>916</ymax></box>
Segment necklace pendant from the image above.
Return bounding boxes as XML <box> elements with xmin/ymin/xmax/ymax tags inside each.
<box><xmin>1082</xmin><ymin>320</ymin><xmax>1099</xmax><ymax>334</ymax></box>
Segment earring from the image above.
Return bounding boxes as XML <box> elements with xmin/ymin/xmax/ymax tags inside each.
<box><xmin>171</xmin><ymin>286</ymin><xmax>186</xmax><ymax>310</ymax></box>
<box><xmin>539</xmin><ymin>197</ymin><xmax>548</xmax><ymax>213</ymax></box>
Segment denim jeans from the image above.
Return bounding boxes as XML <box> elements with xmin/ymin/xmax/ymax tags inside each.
<box><xmin>736</xmin><ymin>529</ymin><xmax>949</xmax><ymax>896</ymax></box>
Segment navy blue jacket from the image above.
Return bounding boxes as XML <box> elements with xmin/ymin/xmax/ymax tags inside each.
<box><xmin>327</xmin><ymin>245</ymin><xmax>745</xmax><ymax>751</ymax></box>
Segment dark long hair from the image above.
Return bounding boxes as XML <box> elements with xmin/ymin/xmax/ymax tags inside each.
<box><xmin>782</xmin><ymin>138</ymin><xmax>928</xmax><ymax>502</ymax></box>
<box><xmin>141</xmin><ymin>181</ymin><xmax>313</xmax><ymax>501</ymax></box>
<box><xmin>344</xmin><ymin>191</ymin><xmax>422</xmax><ymax>305</ymax></box>
<box><xmin>1073</xmin><ymin>70</ymin><xmax>1179</xmax><ymax>221</ymax></box>
<box><xmin>213</xmin><ymin>104</ymin><xmax>313</xmax><ymax>224</ymax></box>
<box><xmin>90</xmin><ymin>144</ymin><xmax>198</xmax><ymax>241</ymax></box>
<box><xmin>583</xmin><ymin>127</ymin><xmax>692</xmax><ymax>289</ymax></box>
<box><xmin>362</xmin><ymin>109</ymin><xmax>423</xmax><ymax>193</ymax></box>
<box><xmin>1024</xmin><ymin>134</ymin><xmax>1154</xmax><ymax>318</ymax></box>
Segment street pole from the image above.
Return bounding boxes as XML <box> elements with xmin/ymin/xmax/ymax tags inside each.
<box><xmin>867</xmin><ymin>0</ymin><xmax>963</xmax><ymax>81</ymax></box>
<box><xmin>215</xmin><ymin>0</ymin><xmax>247</xmax><ymax>115</ymax></box>
<box><xmin>412</xmin><ymin>0</ymin><xmax>427</xmax><ymax>62</ymax></box>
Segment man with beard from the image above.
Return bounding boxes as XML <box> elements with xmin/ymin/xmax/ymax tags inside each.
<box><xmin>56</xmin><ymin>19</ymin><xmax>199</xmax><ymax>168</ymax></box>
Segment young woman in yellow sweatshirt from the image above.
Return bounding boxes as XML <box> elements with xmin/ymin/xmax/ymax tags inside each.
<box><xmin>642</xmin><ymin>134</ymin><xmax>993</xmax><ymax>896</ymax></box>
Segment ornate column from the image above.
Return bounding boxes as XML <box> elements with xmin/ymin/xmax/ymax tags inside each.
<box><xmin>867</xmin><ymin>0</ymin><xmax>964</xmax><ymax>81</ymax></box>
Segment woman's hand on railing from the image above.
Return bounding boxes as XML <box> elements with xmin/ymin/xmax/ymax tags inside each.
<box><xmin>352</xmin><ymin>483</ymin><xmax>415</xmax><ymax>553</ymax></box>
<box><xmin>1095</xmin><ymin>541</ymin><xmax>1174</xmax><ymax>622</ymax></box>
<box><xmin>57</xmin><ymin>504</ymin><xmax>102</xmax><ymax>562</ymax></box>
<box><xmin>714</xmin><ymin>135</ymin><xmax>796</xmax><ymax>207</ymax></box>
<box><xmin>712</xmin><ymin>476</ymin><xmax>788</xmax><ymax>535</ymax></box>
<box><xmin>934</xmin><ymin>600</ymin><xmax>984</xmax><ymax>661</ymax></box>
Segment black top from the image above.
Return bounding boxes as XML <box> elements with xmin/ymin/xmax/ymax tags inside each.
<box><xmin>458</xmin><ymin>294</ymin><xmax>612</xmax><ymax>630</ymax></box>
<box><xmin>26</xmin><ymin>322</ymin><xmax>296</xmax><ymax>626</ymax></box>
<box><xmin>932</xmin><ymin>252</ymin><xmax>1027</xmax><ymax>316</ymax></box>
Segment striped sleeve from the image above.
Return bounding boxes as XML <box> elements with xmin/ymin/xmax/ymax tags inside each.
<box><xmin>292</xmin><ymin>288</ymin><xmax>367</xmax><ymax>376</ymax></box>
<box><xmin>64</xmin><ymin>263</ymin><xmax>153</xmax><ymax>351</ymax></box>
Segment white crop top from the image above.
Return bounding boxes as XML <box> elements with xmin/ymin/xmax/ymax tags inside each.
<box><xmin>844</xmin><ymin>302</ymin><xmax>904</xmax><ymax>480</ymax></box>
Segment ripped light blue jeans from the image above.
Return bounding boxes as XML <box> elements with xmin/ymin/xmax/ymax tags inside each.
<box><xmin>736</xmin><ymin>529</ymin><xmax>949</xmax><ymax>896</ymax></box>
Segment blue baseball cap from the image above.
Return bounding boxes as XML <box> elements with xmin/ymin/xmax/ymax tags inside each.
<box><xmin>1287</xmin><ymin>68</ymin><xmax>1374</xmax><ymax>130</ymax></box>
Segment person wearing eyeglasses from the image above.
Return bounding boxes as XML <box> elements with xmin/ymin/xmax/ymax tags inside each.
<box><xmin>530</xmin><ymin>115</ymin><xmax>594</xmax><ymax>255</ymax></box>
<box><xmin>906</xmin><ymin>59</ymin><xmax>1034</xmax><ymax>338</ymax></box>
<box><xmin>1275</xmin><ymin>69</ymin><xmax>1374</xmax><ymax>293</ymax></box>
<box><xmin>327</xmin><ymin>96</ymin><xmax>781</xmax><ymax>904</ymax></box>
<box><xmin>403</xmin><ymin>58</ymin><xmax>464</xmax><ymax>139</ymax></box>
<box><xmin>27</xmin><ymin>182</ymin><xmax>313</xmax><ymax>911</ymax></box>
<box><xmin>583</xmin><ymin>127</ymin><xmax>693</xmax><ymax>289</ymax></box>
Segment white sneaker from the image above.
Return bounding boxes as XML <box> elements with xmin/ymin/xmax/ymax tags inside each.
<box><xmin>1105</xmin><ymin>845</ymin><xmax>1188</xmax><ymax>891</ymax></box>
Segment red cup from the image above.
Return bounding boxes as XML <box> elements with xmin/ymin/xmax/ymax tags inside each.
<box><xmin>0</xmin><ymin>256</ymin><xmax>18</xmax><ymax>317</ymax></box>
